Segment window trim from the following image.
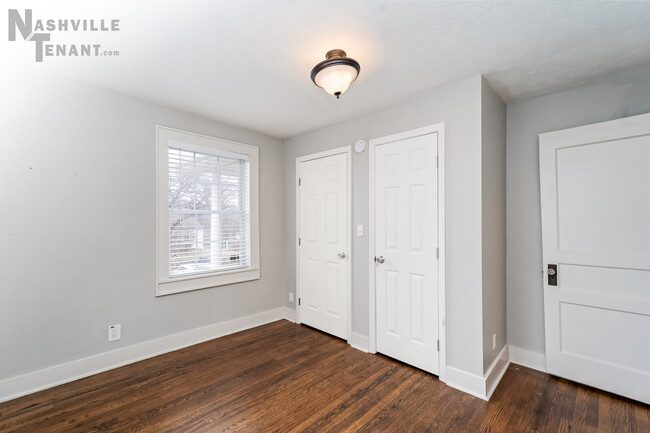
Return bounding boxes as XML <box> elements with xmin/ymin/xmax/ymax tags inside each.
<box><xmin>155</xmin><ymin>125</ymin><xmax>260</xmax><ymax>296</ymax></box>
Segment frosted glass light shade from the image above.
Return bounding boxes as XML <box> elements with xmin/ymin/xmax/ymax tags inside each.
<box><xmin>310</xmin><ymin>49</ymin><xmax>361</xmax><ymax>99</ymax></box>
<box><xmin>314</xmin><ymin>64</ymin><xmax>359</xmax><ymax>96</ymax></box>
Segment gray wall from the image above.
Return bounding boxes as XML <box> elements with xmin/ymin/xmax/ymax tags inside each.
<box><xmin>481</xmin><ymin>78</ymin><xmax>507</xmax><ymax>372</ymax></box>
<box><xmin>284</xmin><ymin>75</ymin><xmax>489</xmax><ymax>376</ymax></box>
<box><xmin>506</xmin><ymin>64</ymin><xmax>650</xmax><ymax>354</ymax></box>
<box><xmin>0</xmin><ymin>71</ymin><xmax>285</xmax><ymax>380</ymax></box>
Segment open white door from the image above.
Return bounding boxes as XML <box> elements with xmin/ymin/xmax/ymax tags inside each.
<box><xmin>539</xmin><ymin>112</ymin><xmax>650</xmax><ymax>404</ymax></box>
<box><xmin>372</xmin><ymin>129</ymin><xmax>439</xmax><ymax>375</ymax></box>
<box><xmin>297</xmin><ymin>150</ymin><xmax>349</xmax><ymax>340</ymax></box>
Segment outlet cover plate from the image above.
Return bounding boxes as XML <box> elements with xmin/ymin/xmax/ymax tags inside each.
<box><xmin>109</xmin><ymin>324</ymin><xmax>121</xmax><ymax>342</ymax></box>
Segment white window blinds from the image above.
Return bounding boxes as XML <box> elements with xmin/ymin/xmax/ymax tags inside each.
<box><xmin>168</xmin><ymin>146</ymin><xmax>251</xmax><ymax>278</ymax></box>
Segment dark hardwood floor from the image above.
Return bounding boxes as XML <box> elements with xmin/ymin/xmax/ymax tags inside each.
<box><xmin>0</xmin><ymin>320</ymin><xmax>648</xmax><ymax>432</ymax></box>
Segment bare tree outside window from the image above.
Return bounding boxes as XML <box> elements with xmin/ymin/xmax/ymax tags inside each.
<box><xmin>168</xmin><ymin>147</ymin><xmax>250</xmax><ymax>276</ymax></box>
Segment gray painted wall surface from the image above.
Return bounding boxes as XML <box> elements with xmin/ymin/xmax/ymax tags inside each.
<box><xmin>480</xmin><ymin>78</ymin><xmax>507</xmax><ymax>373</ymax></box>
<box><xmin>284</xmin><ymin>76</ymin><xmax>488</xmax><ymax>376</ymax></box>
<box><xmin>0</xmin><ymin>71</ymin><xmax>285</xmax><ymax>380</ymax></box>
<box><xmin>506</xmin><ymin>64</ymin><xmax>650</xmax><ymax>354</ymax></box>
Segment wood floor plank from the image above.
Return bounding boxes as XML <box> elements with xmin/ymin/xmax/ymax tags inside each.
<box><xmin>1</xmin><ymin>320</ymin><xmax>648</xmax><ymax>433</ymax></box>
<box><xmin>569</xmin><ymin>386</ymin><xmax>599</xmax><ymax>433</ymax></box>
<box><xmin>295</xmin><ymin>362</ymin><xmax>407</xmax><ymax>433</ymax></box>
<box><xmin>512</xmin><ymin>366</ymin><xmax>552</xmax><ymax>433</ymax></box>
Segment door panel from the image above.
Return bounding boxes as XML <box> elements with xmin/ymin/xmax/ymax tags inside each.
<box><xmin>299</xmin><ymin>153</ymin><xmax>348</xmax><ymax>339</ymax></box>
<box><xmin>375</xmin><ymin>133</ymin><xmax>438</xmax><ymax>374</ymax></box>
<box><xmin>556</xmin><ymin>136</ymin><xmax>650</xmax><ymax>254</ymax></box>
<box><xmin>539</xmin><ymin>112</ymin><xmax>650</xmax><ymax>404</ymax></box>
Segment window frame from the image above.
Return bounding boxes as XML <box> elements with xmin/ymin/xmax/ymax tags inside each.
<box><xmin>156</xmin><ymin>126</ymin><xmax>260</xmax><ymax>296</ymax></box>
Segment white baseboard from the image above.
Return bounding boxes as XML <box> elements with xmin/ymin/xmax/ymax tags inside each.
<box><xmin>446</xmin><ymin>345</ymin><xmax>510</xmax><ymax>401</ymax></box>
<box><xmin>509</xmin><ymin>345</ymin><xmax>546</xmax><ymax>372</ymax></box>
<box><xmin>446</xmin><ymin>367</ymin><xmax>487</xmax><ymax>399</ymax></box>
<box><xmin>283</xmin><ymin>306</ymin><xmax>296</xmax><ymax>323</ymax></box>
<box><xmin>0</xmin><ymin>307</ymin><xmax>287</xmax><ymax>404</ymax></box>
<box><xmin>349</xmin><ymin>332</ymin><xmax>370</xmax><ymax>353</ymax></box>
<box><xmin>486</xmin><ymin>345</ymin><xmax>510</xmax><ymax>399</ymax></box>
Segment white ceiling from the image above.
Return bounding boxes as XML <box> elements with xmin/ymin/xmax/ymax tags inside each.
<box><xmin>8</xmin><ymin>1</ymin><xmax>650</xmax><ymax>139</ymax></box>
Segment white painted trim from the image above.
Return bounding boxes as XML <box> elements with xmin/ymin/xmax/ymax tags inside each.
<box><xmin>370</xmin><ymin>124</ymin><xmax>444</xmax><ymax>146</ymax></box>
<box><xmin>349</xmin><ymin>332</ymin><xmax>370</xmax><ymax>353</ymax></box>
<box><xmin>283</xmin><ymin>306</ymin><xmax>296</xmax><ymax>323</ymax></box>
<box><xmin>446</xmin><ymin>367</ymin><xmax>487</xmax><ymax>400</ymax></box>
<box><xmin>509</xmin><ymin>345</ymin><xmax>547</xmax><ymax>373</ymax></box>
<box><xmin>295</xmin><ymin>146</ymin><xmax>351</xmax><ymax>164</ymax></box>
<box><xmin>437</xmin><ymin>123</ymin><xmax>447</xmax><ymax>382</ymax></box>
<box><xmin>446</xmin><ymin>345</ymin><xmax>510</xmax><ymax>401</ymax></box>
<box><xmin>0</xmin><ymin>308</ymin><xmax>287</xmax><ymax>404</ymax></box>
<box><xmin>368</xmin><ymin>123</ymin><xmax>446</xmax><ymax>378</ymax></box>
<box><xmin>155</xmin><ymin>125</ymin><xmax>261</xmax><ymax>296</ymax></box>
<box><xmin>346</xmin><ymin>147</ymin><xmax>353</xmax><ymax>346</ymax></box>
<box><xmin>486</xmin><ymin>345</ymin><xmax>510</xmax><ymax>400</ymax></box>
<box><xmin>368</xmin><ymin>139</ymin><xmax>377</xmax><ymax>353</ymax></box>
<box><xmin>295</xmin><ymin>156</ymin><xmax>300</xmax><ymax>324</ymax></box>
<box><xmin>295</xmin><ymin>146</ymin><xmax>352</xmax><ymax>344</ymax></box>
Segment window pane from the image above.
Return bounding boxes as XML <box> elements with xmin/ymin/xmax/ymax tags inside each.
<box><xmin>168</xmin><ymin>146</ymin><xmax>250</xmax><ymax>277</ymax></box>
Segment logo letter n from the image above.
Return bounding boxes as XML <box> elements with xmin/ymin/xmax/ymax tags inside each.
<box><xmin>8</xmin><ymin>9</ymin><xmax>32</xmax><ymax>41</ymax></box>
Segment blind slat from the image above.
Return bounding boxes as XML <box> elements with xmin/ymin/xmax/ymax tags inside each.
<box><xmin>168</xmin><ymin>145</ymin><xmax>251</xmax><ymax>277</ymax></box>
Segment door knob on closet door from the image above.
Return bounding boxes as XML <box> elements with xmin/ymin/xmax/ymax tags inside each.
<box><xmin>374</xmin><ymin>256</ymin><xmax>385</xmax><ymax>264</ymax></box>
<box><xmin>338</xmin><ymin>252</ymin><xmax>346</xmax><ymax>259</ymax></box>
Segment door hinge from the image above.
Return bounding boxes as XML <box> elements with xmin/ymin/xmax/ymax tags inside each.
<box><xmin>436</xmin><ymin>247</ymin><xmax>439</xmax><ymax>259</ymax></box>
<box><xmin>298</xmin><ymin>297</ymin><xmax>301</xmax><ymax>306</ymax></box>
<box><xmin>437</xmin><ymin>339</ymin><xmax>440</xmax><ymax>351</ymax></box>
<box><xmin>436</xmin><ymin>156</ymin><xmax>439</xmax><ymax>168</ymax></box>
<box><xmin>298</xmin><ymin>178</ymin><xmax>301</xmax><ymax>186</ymax></box>
<box><xmin>298</xmin><ymin>237</ymin><xmax>301</xmax><ymax>246</ymax></box>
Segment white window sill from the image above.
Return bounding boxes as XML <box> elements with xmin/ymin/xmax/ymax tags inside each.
<box><xmin>156</xmin><ymin>268</ymin><xmax>260</xmax><ymax>296</ymax></box>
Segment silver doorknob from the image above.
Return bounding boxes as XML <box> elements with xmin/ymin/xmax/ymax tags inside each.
<box><xmin>338</xmin><ymin>252</ymin><xmax>346</xmax><ymax>259</ymax></box>
<box><xmin>374</xmin><ymin>256</ymin><xmax>385</xmax><ymax>264</ymax></box>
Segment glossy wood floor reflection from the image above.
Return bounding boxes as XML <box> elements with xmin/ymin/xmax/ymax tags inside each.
<box><xmin>1</xmin><ymin>320</ymin><xmax>648</xmax><ymax>432</ymax></box>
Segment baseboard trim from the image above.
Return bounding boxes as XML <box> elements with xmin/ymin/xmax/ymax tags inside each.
<box><xmin>446</xmin><ymin>367</ymin><xmax>486</xmax><ymax>399</ymax></box>
<box><xmin>0</xmin><ymin>307</ymin><xmax>287</xmax><ymax>403</ymax></box>
<box><xmin>349</xmin><ymin>332</ymin><xmax>370</xmax><ymax>353</ymax></box>
<box><xmin>283</xmin><ymin>306</ymin><xmax>296</xmax><ymax>323</ymax></box>
<box><xmin>486</xmin><ymin>345</ymin><xmax>510</xmax><ymax>400</ymax></box>
<box><xmin>509</xmin><ymin>345</ymin><xmax>546</xmax><ymax>373</ymax></box>
<box><xmin>446</xmin><ymin>345</ymin><xmax>510</xmax><ymax>401</ymax></box>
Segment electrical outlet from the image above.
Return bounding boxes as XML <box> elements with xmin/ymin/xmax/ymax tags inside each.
<box><xmin>108</xmin><ymin>324</ymin><xmax>121</xmax><ymax>342</ymax></box>
<box><xmin>289</xmin><ymin>292</ymin><xmax>294</xmax><ymax>303</ymax></box>
<box><xmin>492</xmin><ymin>333</ymin><xmax>497</xmax><ymax>350</ymax></box>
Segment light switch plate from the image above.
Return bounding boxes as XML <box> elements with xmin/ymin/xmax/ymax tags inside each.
<box><xmin>357</xmin><ymin>224</ymin><xmax>364</xmax><ymax>236</ymax></box>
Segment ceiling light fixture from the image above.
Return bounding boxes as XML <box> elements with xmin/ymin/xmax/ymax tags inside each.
<box><xmin>310</xmin><ymin>49</ymin><xmax>360</xmax><ymax>99</ymax></box>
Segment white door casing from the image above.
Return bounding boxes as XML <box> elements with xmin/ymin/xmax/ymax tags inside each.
<box><xmin>297</xmin><ymin>149</ymin><xmax>350</xmax><ymax>340</ymax></box>
<box><xmin>371</xmin><ymin>127</ymin><xmax>441</xmax><ymax>375</ymax></box>
<box><xmin>539</xmin><ymin>112</ymin><xmax>650</xmax><ymax>404</ymax></box>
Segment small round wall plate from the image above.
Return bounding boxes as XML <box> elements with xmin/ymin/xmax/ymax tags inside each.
<box><xmin>354</xmin><ymin>139</ymin><xmax>368</xmax><ymax>153</ymax></box>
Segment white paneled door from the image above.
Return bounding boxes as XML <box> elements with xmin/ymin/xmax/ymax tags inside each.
<box><xmin>539</xmin><ymin>112</ymin><xmax>650</xmax><ymax>404</ymax></box>
<box><xmin>298</xmin><ymin>152</ymin><xmax>349</xmax><ymax>340</ymax></box>
<box><xmin>374</xmin><ymin>132</ymin><xmax>439</xmax><ymax>374</ymax></box>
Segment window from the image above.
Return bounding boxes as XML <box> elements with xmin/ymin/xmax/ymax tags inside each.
<box><xmin>156</xmin><ymin>126</ymin><xmax>259</xmax><ymax>295</ymax></box>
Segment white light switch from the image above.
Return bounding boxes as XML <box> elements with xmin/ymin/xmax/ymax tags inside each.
<box><xmin>357</xmin><ymin>225</ymin><xmax>364</xmax><ymax>236</ymax></box>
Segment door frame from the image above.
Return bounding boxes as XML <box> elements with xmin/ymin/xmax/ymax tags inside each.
<box><xmin>368</xmin><ymin>123</ymin><xmax>446</xmax><ymax>382</ymax></box>
<box><xmin>295</xmin><ymin>146</ymin><xmax>352</xmax><ymax>343</ymax></box>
